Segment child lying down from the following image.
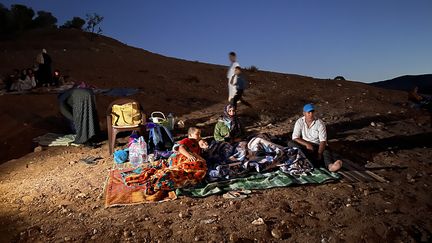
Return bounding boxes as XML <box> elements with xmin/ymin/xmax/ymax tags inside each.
<box><xmin>201</xmin><ymin>136</ymin><xmax>314</xmax><ymax>181</ymax></box>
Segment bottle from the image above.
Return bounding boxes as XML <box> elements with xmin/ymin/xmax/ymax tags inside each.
<box><xmin>167</xmin><ymin>113</ymin><xmax>175</xmax><ymax>131</ymax></box>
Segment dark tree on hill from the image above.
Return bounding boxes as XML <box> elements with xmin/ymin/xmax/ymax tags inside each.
<box><xmin>85</xmin><ymin>13</ymin><xmax>103</xmax><ymax>34</ymax></box>
<box><xmin>0</xmin><ymin>4</ymin><xmax>13</xmax><ymax>35</ymax></box>
<box><xmin>10</xmin><ymin>4</ymin><xmax>34</xmax><ymax>31</ymax></box>
<box><xmin>61</xmin><ymin>17</ymin><xmax>85</xmax><ymax>30</ymax></box>
<box><xmin>32</xmin><ymin>11</ymin><xmax>57</xmax><ymax>29</ymax></box>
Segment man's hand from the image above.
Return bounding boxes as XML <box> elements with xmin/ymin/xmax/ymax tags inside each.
<box><xmin>305</xmin><ymin>143</ymin><xmax>314</xmax><ymax>151</ymax></box>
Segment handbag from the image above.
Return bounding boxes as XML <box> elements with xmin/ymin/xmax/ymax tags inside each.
<box><xmin>111</xmin><ymin>102</ymin><xmax>142</xmax><ymax>127</ymax></box>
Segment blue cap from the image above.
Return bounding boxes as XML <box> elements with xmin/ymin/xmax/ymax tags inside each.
<box><xmin>303</xmin><ymin>103</ymin><xmax>315</xmax><ymax>112</ymax></box>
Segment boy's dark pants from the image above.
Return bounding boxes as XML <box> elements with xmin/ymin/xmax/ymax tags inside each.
<box><xmin>230</xmin><ymin>89</ymin><xmax>252</xmax><ymax>109</ymax></box>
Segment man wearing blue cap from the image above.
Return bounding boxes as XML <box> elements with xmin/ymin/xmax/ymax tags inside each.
<box><xmin>289</xmin><ymin>104</ymin><xmax>343</xmax><ymax>172</ymax></box>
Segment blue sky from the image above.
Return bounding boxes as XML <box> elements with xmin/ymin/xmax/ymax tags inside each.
<box><xmin>3</xmin><ymin>0</ymin><xmax>431</xmax><ymax>82</ymax></box>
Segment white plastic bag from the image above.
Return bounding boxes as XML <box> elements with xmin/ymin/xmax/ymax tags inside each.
<box><xmin>128</xmin><ymin>136</ymin><xmax>147</xmax><ymax>167</ymax></box>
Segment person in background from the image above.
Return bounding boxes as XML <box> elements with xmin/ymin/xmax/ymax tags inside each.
<box><xmin>229</xmin><ymin>66</ymin><xmax>252</xmax><ymax>109</ymax></box>
<box><xmin>227</xmin><ymin>51</ymin><xmax>240</xmax><ymax>102</ymax></box>
<box><xmin>27</xmin><ymin>68</ymin><xmax>36</xmax><ymax>87</ymax></box>
<box><xmin>214</xmin><ymin>104</ymin><xmax>243</xmax><ymax>143</ymax></box>
<box><xmin>288</xmin><ymin>103</ymin><xmax>343</xmax><ymax>172</ymax></box>
<box><xmin>58</xmin><ymin>87</ymin><xmax>100</xmax><ymax>145</ymax></box>
<box><xmin>3</xmin><ymin>69</ymin><xmax>20</xmax><ymax>91</ymax></box>
<box><xmin>52</xmin><ymin>69</ymin><xmax>64</xmax><ymax>86</ymax></box>
<box><xmin>36</xmin><ymin>49</ymin><xmax>53</xmax><ymax>87</ymax></box>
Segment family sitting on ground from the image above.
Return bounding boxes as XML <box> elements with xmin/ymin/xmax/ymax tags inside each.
<box><xmin>54</xmin><ymin>51</ymin><xmax>343</xmax><ymax>202</ymax></box>
<box><xmin>115</xmin><ymin>102</ymin><xmax>343</xmax><ymax>201</ymax></box>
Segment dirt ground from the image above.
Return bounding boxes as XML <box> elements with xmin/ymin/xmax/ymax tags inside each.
<box><xmin>0</xmin><ymin>29</ymin><xmax>431</xmax><ymax>242</ymax></box>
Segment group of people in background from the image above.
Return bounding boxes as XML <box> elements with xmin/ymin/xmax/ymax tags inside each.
<box><xmin>2</xmin><ymin>49</ymin><xmax>64</xmax><ymax>92</ymax></box>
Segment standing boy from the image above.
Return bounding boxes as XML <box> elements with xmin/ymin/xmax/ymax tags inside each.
<box><xmin>227</xmin><ymin>52</ymin><xmax>240</xmax><ymax>102</ymax></box>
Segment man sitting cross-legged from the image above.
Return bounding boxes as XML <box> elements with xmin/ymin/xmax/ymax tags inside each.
<box><xmin>288</xmin><ymin>103</ymin><xmax>343</xmax><ymax>172</ymax></box>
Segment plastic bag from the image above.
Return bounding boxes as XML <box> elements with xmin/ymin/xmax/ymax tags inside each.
<box><xmin>128</xmin><ymin>136</ymin><xmax>147</xmax><ymax>167</ymax></box>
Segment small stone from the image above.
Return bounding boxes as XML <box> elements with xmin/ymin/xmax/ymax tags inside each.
<box><xmin>123</xmin><ymin>230</ymin><xmax>130</xmax><ymax>237</ymax></box>
<box><xmin>271</xmin><ymin>229</ymin><xmax>282</xmax><ymax>239</ymax></box>
<box><xmin>406</xmin><ymin>173</ymin><xmax>413</xmax><ymax>181</ymax></box>
<box><xmin>363</xmin><ymin>190</ymin><xmax>369</xmax><ymax>196</ymax></box>
<box><xmin>201</xmin><ymin>219</ymin><xmax>216</xmax><ymax>224</ymax></box>
<box><xmin>34</xmin><ymin>146</ymin><xmax>43</xmax><ymax>152</ymax></box>
<box><xmin>93</xmin><ymin>229</ymin><xmax>97</xmax><ymax>234</ymax></box>
<box><xmin>370</xmin><ymin>122</ymin><xmax>376</xmax><ymax>127</ymax></box>
<box><xmin>229</xmin><ymin>233</ymin><xmax>238</xmax><ymax>242</ymax></box>
<box><xmin>194</xmin><ymin>236</ymin><xmax>201</xmax><ymax>241</ymax></box>
<box><xmin>64</xmin><ymin>236</ymin><xmax>71</xmax><ymax>241</ymax></box>
<box><xmin>346</xmin><ymin>204</ymin><xmax>351</xmax><ymax>207</ymax></box>
<box><xmin>384</xmin><ymin>209</ymin><xmax>391</xmax><ymax>213</ymax></box>
<box><xmin>251</xmin><ymin>218</ymin><xmax>265</xmax><ymax>225</ymax></box>
<box><xmin>75</xmin><ymin>193</ymin><xmax>87</xmax><ymax>199</ymax></box>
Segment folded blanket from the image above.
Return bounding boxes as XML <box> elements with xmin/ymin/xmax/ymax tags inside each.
<box><xmin>33</xmin><ymin>133</ymin><xmax>78</xmax><ymax>146</ymax></box>
<box><xmin>176</xmin><ymin>168</ymin><xmax>340</xmax><ymax>197</ymax></box>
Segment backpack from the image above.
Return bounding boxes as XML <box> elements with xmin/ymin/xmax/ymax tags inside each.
<box><xmin>148</xmin><ymin>124</ymin><xmax>174</xmax><ymax>154</ymax></box>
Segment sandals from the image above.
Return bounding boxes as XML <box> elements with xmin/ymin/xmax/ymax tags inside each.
<box><xmin>222</xmin><ymin>189</ymin><xmax>252</xmax><ymax>199</ymax></box>
<box><xmin>80</xmin><ymin>156</ymin><xmax>102</xmax><ymax>165</ymax></box>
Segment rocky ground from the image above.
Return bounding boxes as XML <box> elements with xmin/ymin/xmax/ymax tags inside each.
<box><xmin>0</xmin><ymin>29</ymin><xmax>431</xmax><ymax>242</ymax></box>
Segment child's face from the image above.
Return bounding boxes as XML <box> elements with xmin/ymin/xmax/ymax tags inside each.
<box><xmin>189</xmin><ymin>130</ymin><xmax>201</xmax><ymax>140</ymax></box>
<box><xmin>198</xmin><ymin>139</ymin><xmax>209</xmax><ymax>150</ymax></box>
<box><xmin>234</xmin><ymin>69</ymin><xmax>241</xmax><ymax>75</ymax></box>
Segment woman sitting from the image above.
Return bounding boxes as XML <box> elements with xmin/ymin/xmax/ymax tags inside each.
<box><xmin>214</xmin><ymin>104</ymin><xmax>243</xmax><ymax>143</ymax></box>
<box><xmin>123</xmin><ymin>127</ymin><xmax>208</xmax><ymax>201</ymax></box>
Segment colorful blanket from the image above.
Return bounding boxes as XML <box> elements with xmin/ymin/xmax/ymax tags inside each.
<box><xmin>176</xmin><ymin>168</ymin><xmax>340</xmax><ymax>197</ymax></box>
<box><xmin>104</xmin><ymin>169</ymin><xmax>177</xmax><ymax>208</ymax></box>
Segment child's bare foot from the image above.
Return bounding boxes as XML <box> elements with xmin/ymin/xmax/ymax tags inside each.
<box><xmin>328</xmin><ymin>160</ymin><xmax>343</xmax><ymax>172</ymax></box>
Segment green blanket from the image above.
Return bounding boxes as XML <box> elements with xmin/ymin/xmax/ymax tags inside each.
<box><xmin>176</xmin><ymin>168</ymin><xmax>340</xmax><ymax>197</ymax></box>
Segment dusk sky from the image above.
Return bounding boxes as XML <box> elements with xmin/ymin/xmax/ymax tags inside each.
<box><xmin>3</xmin><ymin>0</ymin><xmax>431</xmax><ymax>83</ymax></box>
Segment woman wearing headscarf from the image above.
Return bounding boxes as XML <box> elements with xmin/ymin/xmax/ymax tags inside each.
<box><xmin>213</xmin><ymin>104</ymin><xmax>243</xmax><ymax>143</ymax></box>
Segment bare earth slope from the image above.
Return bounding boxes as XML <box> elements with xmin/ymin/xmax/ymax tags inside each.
<box><xmin>0</xmin><ymin>29</ymin><xmax>431</xmax><ymax>242</ymax></box>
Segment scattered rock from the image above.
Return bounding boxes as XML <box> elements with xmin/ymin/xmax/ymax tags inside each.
<box><xmin>34</xmin><ymin>146</ymin><xmax>43</xmax><ymax>153</ymax></box>
<box><xmin>75</xmin><ymin>193</ymin><xmax>87</xmax><ymax>199</ymax></box>
<box><xmin>370</xmin><ymin>122</ymin><xmax>376</xmax><ymax>127</ymax></box>
<box><xmin>201</xmin><ymin>219</ymin><xmax>216</xmax><ymax>224</ymax></box>
<box><xmin>363</xmin><ymin>190</ymin><xmax>369</xmax><ymax>196</ymax></box>
<box><xmin>229</xmin><ymin>233</ymin><xmax>238</xmax><ymax>242</ymax></box>
<box><xmin>271</xmin><ymin>228</ymin><xmax>282</xmax><ymax>239</ymax></box>
<box><xmin>251</xmin><ymin>218</ymin><xmax>265</xmax><ymax>225</ymax></box>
